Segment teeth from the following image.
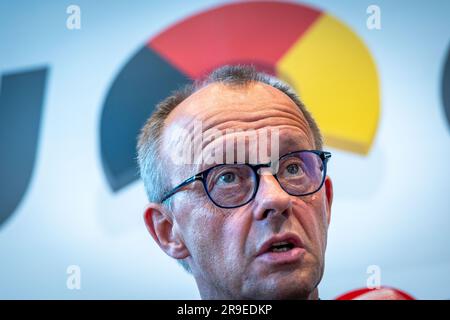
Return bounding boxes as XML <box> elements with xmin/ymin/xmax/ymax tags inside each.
<box><xmin>272</xmin><ymin>247</ymin><xmax>290</xmax><ymax>252</ymax></box>
<box><xmin>272</xmin><ymin>241</ymin><xmax>289</xmax><ymax>246</ymax></box>
<box><xmin>269</xmin><ymin>240</ymin><xmax>294</xmax><ymax>253</ymax></box>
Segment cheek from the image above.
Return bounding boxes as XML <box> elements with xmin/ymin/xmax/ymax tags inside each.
<box><xmin>176</xmin><ymin>194</ymin><xmax>230</xmax><ymax>268</ymax></box>
<box><xmin>222</xmin><ymin>209</ymin><xmax>252</xmax><ymax>257</ymax></box>
<box><xmin>218</xmin><ymin>209</ymin><xmax>254</xmax><ymax>281</ymax></box>
<box><xmin>292</xmin><ymin>192</ymin><xmax>329</xmax><ymax>252</ymax></box>
<box><xmin>190</xmin><ymin>211</ymin><xmax>224</xmax><ymax>252</ymax></box>
<box><xmin>189</xmin><ymin>207</ymin><xmax>253</xmax><ymax>288</ymax></box>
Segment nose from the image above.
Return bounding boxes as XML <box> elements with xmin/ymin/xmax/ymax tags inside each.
<box><xmin>252</xmin><ymin>172</ymin><xmax>292</xmax><ymax>221</ymax></box>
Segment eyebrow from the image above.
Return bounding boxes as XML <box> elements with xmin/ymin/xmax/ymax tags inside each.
<box><xmin>196</xmin><ymin>144</ymin><xmax>313</xmax><ymax>175</ymax></box>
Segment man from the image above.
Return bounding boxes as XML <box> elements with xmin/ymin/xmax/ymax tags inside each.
<box><xmin>137</xmin><ymin>65</ymin><xmax>333</xmax><ymax>299</ymax></box>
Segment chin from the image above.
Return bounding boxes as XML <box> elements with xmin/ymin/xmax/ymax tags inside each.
<box><xmin>272</xmin><ymin>275</ymin><xmax>317</xmax><ymax>299</ymax></box>
<box><xmin>243</xmin><ymin>267</ymin><xmax>320</xmax><ymax>300</ymax></box>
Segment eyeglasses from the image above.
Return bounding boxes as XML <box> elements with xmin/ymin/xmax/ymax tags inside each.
<box><xmin>161</xmin><ymin>150</ymin><xmax>331</xmax><ymax>209</ymax></box>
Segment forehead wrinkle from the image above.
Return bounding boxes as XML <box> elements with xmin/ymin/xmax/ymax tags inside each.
<box><xmin>201</xmin><ymin>124</ymin><xmax>314</xmax><ymax>148</ymax></box>
<box><xmin>165</xmin><ymin>115</ymin><xmax>312</xmax><ymax>162</ymax></box>
<box><xmin>200</xmin><ymin>119</ymin><xmax>311</xmax><ymax>151</ymax></box>
<box><xmin>200</xmin><ymin>124</ymin><xmax>314</xmax><ymax>167</ymax></box>
<box><xmin>198</xmin><ymin>107</ymin><xmax>314</xmax><ymax>153</ymax></box>
<box><xmin>161</xmin><ymin>117</ymin><xmax>202</xmax><ymax>188</ymax></box>
<box><xmin>167</xmin><ymin>81</ymin><xmax>302</xmax><ymax>122</ymax></box>
<box><xmin>203</xmin><ymin>116</ymin><xmax>310</xmax><ymax>136</ymax></box>
<box><xmin>165</xmin><ymin>80</ymin><xmax>309</xmax><ymax>133</ymax></box>
<box><xmin>164</xmin><ymin>104</ymin><xmax>298</xmax><ymax>138</ymax></box>
<box><xmin>166</xmin><ymin>102</ymin><xmax>312</xmax><ymax>150</ymax></box>
<box><xmin>199</xmin><ymin>106</ymin><xmax>306</xmax><ymax>132</ymax></box>
<box><xmin>162</xmin><ymin>81</ymin><xmax>317</xmax><ymax>179</ymax></box>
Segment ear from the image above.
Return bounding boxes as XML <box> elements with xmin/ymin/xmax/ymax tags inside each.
<box><xmin>143</xmin><ymin>203</ymin><xmax>190</xmax><ymax>260</ymax></box>
<box><xmin>324</xmin><ymin>176</ymin><xmax>333</xmax><ymax>225</ymax></box>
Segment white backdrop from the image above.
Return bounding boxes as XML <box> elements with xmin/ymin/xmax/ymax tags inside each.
<box><xmin>0</xmin><ymin>0</ymin><xmax>449</xmax><ymax>299</ymax></box>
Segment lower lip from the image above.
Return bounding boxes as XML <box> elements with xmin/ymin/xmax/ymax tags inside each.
<box><xmin>257</xmin><ymin>247</ymin><xmax>306</xmax><ymax>265</ymax></box>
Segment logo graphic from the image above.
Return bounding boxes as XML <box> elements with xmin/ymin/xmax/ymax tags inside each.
<box><xmin>0</xmin><ymin>67</ymin><xmax>48</xmax><ymax>227</ymax></box>
<box><xmin>443</xmin><ymin>44</ymin><xmax>450</xmax><ymax>130</ymax></box>
<box><xmin>100</xmin><ymin>1</ymin><xmax>380</xmax><ymax>192</ymax></box>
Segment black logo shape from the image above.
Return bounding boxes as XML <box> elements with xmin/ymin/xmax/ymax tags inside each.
<box><xmin>100</xmin><ymin>47</ymin><xmax>189</xmax><ymax>192</ymax></box>
<box><xmin>0</xmin><ymin>67</ymin><xmax>48</xmax><ymax>227</ymax></box>
<box><xmin>443</xmin><ymin>44</ymin><xmax>450</xmax><ymax>130</ymax></box>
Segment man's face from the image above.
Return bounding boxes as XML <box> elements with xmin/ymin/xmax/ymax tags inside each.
<box><xmin>161</xmin><ymin>82</ymin><xmax>333</xmax><ymax>299</ymax></box>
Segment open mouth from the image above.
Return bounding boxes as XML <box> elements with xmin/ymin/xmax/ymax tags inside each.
<box><xmin>269</xmin><ymin>241</ymin><xmax>295</xmax><ymax>253</ymax></box>
<box><xmin>256</xmin><ymin>234</ymin><xmax>305</xmax><ymax>264</ymax></box>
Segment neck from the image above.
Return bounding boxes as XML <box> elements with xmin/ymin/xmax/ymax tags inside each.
<box><xmin>310</xmin><ymin>288</ymin><xmax>319</xmax><ymax>300</ymax></box>
<box><xmin>195</xmin><ymin>277</ymin><xmax>320</xmax><ymax>300</ymax></box>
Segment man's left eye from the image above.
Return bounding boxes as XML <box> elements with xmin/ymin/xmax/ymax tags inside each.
<box><xmin>286</xmin><ymin>163</ymin><xmax>302</xmax><ymax>176</ymax></box>
<box><xmin>219</xmin><ymin>172</ymin><xmax>236</xmax><ymax>184</ymax></box>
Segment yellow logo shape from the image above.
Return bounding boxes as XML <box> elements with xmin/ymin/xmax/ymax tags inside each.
<box><xmin>278</xmin><ymin>14</ymin><xmax>380</xmax><ymax>155</ymax></box>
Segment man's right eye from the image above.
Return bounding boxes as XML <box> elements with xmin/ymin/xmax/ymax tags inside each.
<box><xmin>218</xmin><ymin>172</ymin><xmax>236</xmax><ymax>184</ymax></box>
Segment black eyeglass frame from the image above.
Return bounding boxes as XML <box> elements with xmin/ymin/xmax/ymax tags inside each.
<box><xmin>161</xmin><ymin>150</ymin><xmax>332</xmax><ymax>209</ymax></box>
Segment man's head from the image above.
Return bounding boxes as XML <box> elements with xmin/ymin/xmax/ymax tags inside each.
<box><xmin>137</xmin><ymin>65</ymin><xmax>333</xmax><ymax>299</ymax></box>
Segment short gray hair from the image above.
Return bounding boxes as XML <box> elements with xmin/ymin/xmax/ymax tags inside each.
<box><xmin>136</xmin><ymin>65</ymin><xmax>323</xmax><ymax>272</ymax></box>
